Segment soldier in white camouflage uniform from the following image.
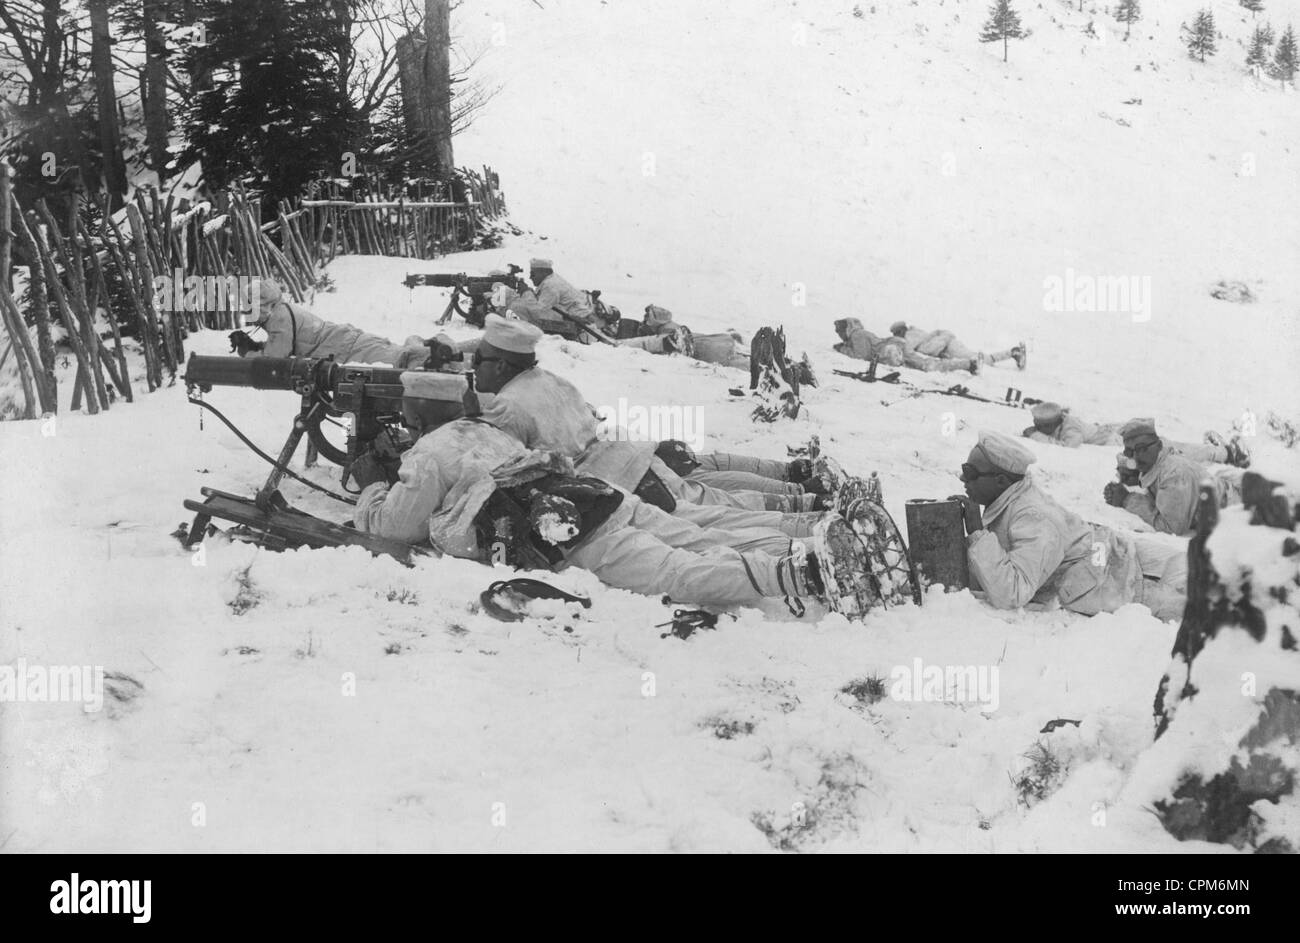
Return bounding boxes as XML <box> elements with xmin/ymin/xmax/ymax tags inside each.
<box><xmin>955</xmin><ymin>431</ymin><xmax>1186</xmax><ymax>619</ymax></box>
<box><xmin>351</xmin><ymin>372</ymin><xmax>872</xmax><ymax>613</ymax></box>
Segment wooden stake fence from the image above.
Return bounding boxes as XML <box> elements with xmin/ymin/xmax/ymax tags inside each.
<box><xmin>0</xmin><ymin>165</ymin><xmax>508</xmax><ymax>419</ymax></box>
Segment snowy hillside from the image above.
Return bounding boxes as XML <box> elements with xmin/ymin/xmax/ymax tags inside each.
<box><xmin>2</xmin><ymin>0</ymin><xmax>1298</xmax><ymax>852</ymax></box>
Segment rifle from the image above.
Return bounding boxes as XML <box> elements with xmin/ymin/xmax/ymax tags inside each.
<box><xmin>179</xmin><ymin>353</ymin><xmax>461</xmax><ymax>561</ymax></box>
<box><xmin>403</xmin><ymin>263</ymin><xmax>526</xmax><ymax>327</ymax></box>
<box><xmin>551</xmin><ymin>305</ymin><xmax>618</xmax><ymax>346</ymax></box>
<box><xmin>833</xmin><ymin>364</ymin><xmax>902</xmax><ymax>385</ymax></box>
<box><xmin>835</xmin><ymin>363</ymin><xmax>1043</xmax><ymax>410</ymax></box>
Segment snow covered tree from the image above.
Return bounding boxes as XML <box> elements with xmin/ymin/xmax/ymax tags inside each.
<box><xmin>1182</xmin><ymin>9</ymin><xmax>1217</xmax><ymax>63</ymax></box>
<box><xmin>1246</xmin><ymin>24</ymin><xmax>1274</xmax><ymax>72</ymax></box>
<box><xmin>979</xmin><ymin>0</ymin><xmax>1027</xmax><ymax>63</ymax></box>
<box><xmin>1273</xmin><ymin>25</ymin><xmax>1298</xmax><ymax>85</ymax></box>
<box><xmin>1240</xmin><ymin>0</ymin><xmax>1265</xmax><ymax>18</ymax></box>
<box><xmin>178</xmin><ymin>0</ymin><xmax>359</xmax><ymax>206</ymax></box>
<box><xmin>1115</xmin><ymin>0</ymin><xmax>1141</xmax><ymax>41</ymax></box>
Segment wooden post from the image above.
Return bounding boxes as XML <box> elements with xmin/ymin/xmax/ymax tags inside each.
<box><xmin>11</xmin><ymin>204</ymin><xmax>58</xmax><ymax>408</ymax></box>
<box><xmin>76</xmin><ymin>214</ymin><xmax>132</xmax><ymax>401</ymax></box>
<box><xmin>28</xmin><ymin>213</ymin><xmax>100</xmax><ymax>413</ymax></box>
<box><xmin>126</xmin><ymin>203</ymin><xmax>177</xmax><ymax>377</ymax></box>
<box><xmin>0</xmin><ymin>163</ymin><xmax>49</xmax><ymax>416</ymax></box>
<box><xmin>60</xmin><ymin>201</ymin><xmax>111</xmax><ymax>409</ymax></box>
<box><xmin>100</xmin><ymin>205</ymin><xmax>160</xmax><ymax>390</ymax></box>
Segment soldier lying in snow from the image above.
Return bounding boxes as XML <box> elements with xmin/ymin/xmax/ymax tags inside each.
<box><xmin>491</xmin><ymin>258</ymin><xmax>596</xmax><ymax>341</ymax></box>
<box><xmin>1103</xmin><ymin>419</ymin><xmax>1243</xmax><ymax>538</ymax></box>
<box><xmin>348</xmin><ymin>371</ymin><xmax>874</xmax><ymax>613</ymax></box>
<box><xmin>229</xmin><ymin>280</ymin><xmax>431</xmax><ymax>368</ymax></box>
<box><xmin>470</xmin><ymin>314</ymin><xmax>827</xmax><ymax>519</ymax></box>
<box><xmin>1024</xmin><ymin>402</ymin><xmax>1250</xmax><ymax>467</ymax></box>
<box><xmin>613</xmin><ymin>304</ymin><xmax>750</xmax><ymax>370</ymax></box>
<box><xmin>952</xmin><ymin>431</ymin><xmax>1187</xmax><ymax>620</ymax></box>
<box><xmin>833</xmin><ymin>318</ymin><xmax>1024</xmax><ymax>376</ymax></box>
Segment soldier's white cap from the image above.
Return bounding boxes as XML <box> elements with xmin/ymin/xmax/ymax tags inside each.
<box><xmin>644</xmin><ymin>304</ymin><xmax>675</xmax><ymax>327</ymax></box>
<box><xmin>1119</xmin><ymin>418</ymin><xmax>1158</xmax><ymax>442</ymax></box>
<box><xmin>974</xmin><ymin>430</ymin><xmax>1036</xmax><ymax>476</ymax></box>
<box><xmin>529</xmin><ymin>257</ymin><xmax>554</xmax><ymax>270</ymax></box>
<box><xmin>401</xmin><ymin>371</ymin><xmax>467</xmax><ymax>403</ymax></box>
<box><xmin>1031</xmin><ymin>402</ymin><xmax>1064</xmax><ymax>427</ymax></box>
<box><xmin>483</xmin><ymin>313</ymin><xmax>543</xmax><ymax>355</ymax></box>
<box><xmin>247</xmin><ymin>278</ymin><xmax>282</xmax><ymax>308</ymax></box>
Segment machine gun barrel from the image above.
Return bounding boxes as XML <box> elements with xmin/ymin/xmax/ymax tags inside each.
<box><xmin>184</xmin><ymin>353</ymin><xmax>319</xmax><ymax>393</ymax></box>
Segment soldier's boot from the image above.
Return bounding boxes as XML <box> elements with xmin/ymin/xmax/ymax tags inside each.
<box><xmin>799</xmin><ymin>514</ymin><xmax>879</xmax><ymax>619</ymax></box>
<box><xmin>662</xmin><ymin>325</ymin><xmax>695</xmax><ymax>358</ymax></box>
<box><xmin>811</xmin><ymin>452</ymin><xmax>847</xmax><ymax>500</ymax></box>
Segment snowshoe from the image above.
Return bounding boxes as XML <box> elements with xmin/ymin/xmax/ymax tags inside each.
<box><xmin>837</xmin><ymin>498</ymin><xmax>923</xmax><ymax>607</ymax></box>
<box><xmin>805</xmin><ymin>513</ymin><xmax>878</xmax><ymax>619</ymax></box>
<box><xmin>833</xmin><ymin>472</ymin><xmax>884</xmax><ymax>516</ymax></box>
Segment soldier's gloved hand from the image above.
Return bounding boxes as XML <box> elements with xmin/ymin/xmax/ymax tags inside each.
<box><xmin>1103</xmin><ymin>481</ymin><xmax>1128</xmax><ymax>507</ymax></box>
<box><xmin>348</xmin><ymin>453</ymin><xmax>390</xmax><ymax>491</ymax></box>
<box><xmin>229</xmin><ymin>330</ymin><xmax>264</xmax><ymax>356</ymax></box>
<box><xmin>787</xmin><ymin>458</ymin><xmax>814</xmax><ymax>484</ymax></box>
<box><xmin>1022</xmin><ymin>425</ymin><xmax>1038</xmax><ymax>438</ymax></box>
<box><xmin>948</xmin><ymin>494</ymin><xmax>983</xmax><ymax>534</ymax></box>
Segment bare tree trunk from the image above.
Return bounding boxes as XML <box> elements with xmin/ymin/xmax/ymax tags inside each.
<box><xmin>89</xmin><ymin>0</ymin><xmax>128</xmax><ymax>209</ymax></box>
<box><xmin>396</xmin><ymin>33</ymin><xmax>434</xmax><ymax>177</ymax></box>
<box><xmin>142</xmin><ymin>0</ymin><xmax>171</xmax><ymax>183</ymax></box>
<box><xmin>425</xmin><ymin>0</ymin><xmax>455</xmax><ymax>179</ymax></box>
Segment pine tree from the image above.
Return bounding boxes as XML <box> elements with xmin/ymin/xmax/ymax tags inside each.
<box><xmin>1273</xmin><ymin>25</ymin><xmax>1298</xmax><ymax>85</ymax></box>
<box><xmin>1116</xmin><ymin>0</ymin><xmax>1141</xmax><ymax>41</ymax></box>
<box><xmin>980</xmin><ymin>0</ymin><xmax>1027</xmax><ymax>63</ymax></box>
<box><xmin>178</xmin><ymin>0</ymin><xmax>360</xmax><ymax>206</ymax></box>
<box><xmin>1240</xmin><ymin>0</ymin><xmax>1265</xmax><ymax>19</ymax></box>
<box><xmin>1182</xmin><ymin>9</ymin><xmax>1218</xmax><ymax>62</ymax></box>
<box><xmin>1246</xmin><ymin>24</ymin><xmax>1274</xmax><ymax>72</ymax></box>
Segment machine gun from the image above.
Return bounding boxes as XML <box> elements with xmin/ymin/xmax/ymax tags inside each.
<box><xmin>178</xmin><ymin>354</ymin><xmax>460</xmax><ymax>563</ymax></box>
<box><xmin>403</xmin><ymin>263</ymin><xmax>526</xmax><ymax>327</ymax></box>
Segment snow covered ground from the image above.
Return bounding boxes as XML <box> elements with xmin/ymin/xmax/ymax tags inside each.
<box><xmin>2</xmin><ymin>0</ymin><xmax>1299</xmax><ymax>851</ymax></box>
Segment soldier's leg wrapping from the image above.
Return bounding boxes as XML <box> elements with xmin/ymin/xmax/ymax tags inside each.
<box><xmin>1166</xmin><ymin>440</ymin><xmax>1229</xmax><ymax>464</ymax></box>
<box><xmin>618</xmin><ymin>335</ymin><xmax>667</xmax><ymax>353</ymax></box>
<box><xmin>694</xmin><ymin>452</ymin><xmax>792</xmax><ymax>481</ymax></box>
<box><xmin>672</xmin><ymin>477</ymin><xmax>768</xmax><ymax>510</ymax></box>
<box><xmin>760</xmin><ymin>492</ymin><xmax>818</xmax><ymax>512</ymax></box>
<box><xmin>620</xmin><ymin>495</ymin><xmax>789</xmax><ymax>555</ymax></box>
<box><xmin>689</xmin><ymin>470</ymin><xmax>803</xmax><ymax>495</ymax></box>
<box><xmin>563</xmin><ymin>503</ymin><xmax>795</xmax><ymax>605</ymax></box>
<box><xmin>345</xmin><ymin>335</ymin><xmax>410</xmax><ymax>366</ymax></box>
<box><xmin>904</xmin><ymin>351</ymin><xmax>969</xmax><ymax>373</ymax></box>
<box><xmin>941</xmin><ymin>337</ymin><xmax>978</xmax><ymax>360</ymax></box>
<box><xmin>673</xmin><ymin>502</ymin><xmax>821</xmax><ymax>539</ymax></box>
<box><xmin>913</xmin><ymin>331</ymin><xmax>957</xmax><ymax>357</ymax></box>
